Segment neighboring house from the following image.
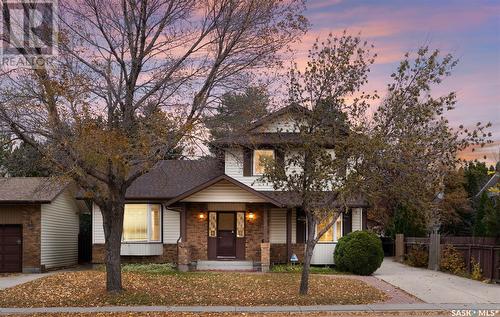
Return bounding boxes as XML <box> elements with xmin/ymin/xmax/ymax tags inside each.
<box><xmin>92</xmin><ymin>105</ymin><xmax>367</xmax><ymax>270</ymax></box>
<box><xmin>0</xmin><ymin>178</ymin><xmax>87</xmax><ymax>273</ymax></box>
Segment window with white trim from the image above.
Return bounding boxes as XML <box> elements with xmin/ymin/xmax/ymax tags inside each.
<box><xmin>123</xmin><ymin>204</ymin><xmax>161</xmax><ymax>242</ymax></box>
<box><xmin>317</xmin><ymin>215</ymin><xmax>342</xmax><ymax>243</ymax></box>
<box><xmin>253</xmin><ymin>149</ymin><xmax>275</xmax><ymax>175</ymax></box>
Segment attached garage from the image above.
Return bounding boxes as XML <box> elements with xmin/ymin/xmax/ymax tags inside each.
<box><xmin>0</xmin><ymin>178</ymin><xmax>87</xmax><ymax>273</ymax></box>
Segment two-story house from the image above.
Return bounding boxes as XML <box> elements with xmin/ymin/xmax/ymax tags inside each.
<box><xmin>91</xmin><ymin>105</ymin><xmax>367</xmax><ymax>270</ymax></box>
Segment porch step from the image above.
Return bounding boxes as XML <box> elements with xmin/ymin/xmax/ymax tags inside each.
<box><xmin>196</xmin><ymin>260</ymin><xmax>254</xmax><ymax>271</ymax></box>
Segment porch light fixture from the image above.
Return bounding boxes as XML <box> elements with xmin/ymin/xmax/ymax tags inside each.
<box><xmin>198</xmin><ymin>212</ymin><xmax>206</xmax><ymax>220</ymax></box>
<box><xmin>247</xmin><ymin>212</ymin><xmax>255</xmax><ymax>220</ymax></box>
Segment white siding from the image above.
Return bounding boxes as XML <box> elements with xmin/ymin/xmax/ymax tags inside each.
<box><xmin>40</xmin><ymin>189</ymin><xmax>79</xmax><ymax>269</ymax></box>
<box><xmin>163</xmin><ymin>208</ymin><xmax>180</xmax><ymax>244</ymax></box>
<box><xmin>269</xmin><ymin>208</ymin><xmax>296</xmax><ymax>244</ymax></box>
<box><xmin>225</xmin><ymin>148</ymin><xmax>275</xmax><ymax>190</ymax></box>
<box><xmin>352</xmin><ymin>208</ymin><xmax>362</xmax><ymax>232</ymax></box>
<box><xmin>92</xmin><ymin>203</ymin><xmax>105</xmax><ymax>244</ymax></box>
<box><xmin>121</xmin><ymin>243</ymin><xmax>163</xmax><ymax>256</ymax></box>
<box><xmin>311</xmin><ymin>243</ymin><xmax>336</xmax><ymax>265</ymax></box>
<box><xmin>253</xmin><ymin>114</ymin><xmax>298</xmax><ymax>133</ymax></box>
<box><xmin>181</xmin><ymin>179</ymin><xmax>267</xmax><ymax>203</ymax></box>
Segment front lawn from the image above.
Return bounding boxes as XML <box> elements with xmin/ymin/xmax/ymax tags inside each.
<box><xmin>0</xmin><ymin>270</ymin><xmax>387</xmax><ymax>307</ymax></box>
<box><xmin>270</xmin><ymin>264</ymin><xmax>346</xmax><ymax>274</ymax></box>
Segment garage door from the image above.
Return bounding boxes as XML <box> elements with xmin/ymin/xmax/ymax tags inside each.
<box><xmin>0</xmin><ymin>225</ymin><xmax>22</xmax><ymax>273</ymax></box>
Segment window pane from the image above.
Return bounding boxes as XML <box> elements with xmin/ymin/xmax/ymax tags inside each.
<box><xmin>254</xmin><ymin>150</ymin><xmax>275</xmax><ymax>175</ymax></box>
<box><xmin>318</xmin><ymin>216</ymin><xmax>334</xmax><ymax>242</ymax></box>
<box><xmin>218</xmin><ymin>213</ymin><xmax>234</xmax><ymax>231</ymax></box>
<box><xmin>123</xmin><ymin>204</ymin><xmax>148</xmax><ymax>241</ymax></box>
<box><xmin>150</xmin><ymin>204</ymin><xmax>161</xmax><ymax>241</ymax></box>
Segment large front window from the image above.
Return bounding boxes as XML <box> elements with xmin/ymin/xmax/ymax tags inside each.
<box><xmin>317</xmin><ymin>215</ymin><xmax>342</xmax><ymax>243</ymax></box>
<box><xmin>123</xmin><ymin>204</ymin><xmax>161</xmax><ymax>242</ymax></box>
<box><xmin>253</xmin><ymin>149</ymin><xmax>275</xmax><ymax>175</ymax></box>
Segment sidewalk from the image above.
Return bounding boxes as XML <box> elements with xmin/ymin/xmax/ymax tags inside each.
<box><xmin>1</xmin><ymin>303</ymin><xmax>499</xmax><ymax>315</ymax></box>
<box><xmin>0</xmin><ymin>272</ymin><xmax>55</xmax><ymax>290</ymax></box>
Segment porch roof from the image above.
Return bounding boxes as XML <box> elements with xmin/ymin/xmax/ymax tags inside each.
<box><xmin>165</xmin><ymin>175</ymin><xmax>284</xmax><ymax>207</ymax></box>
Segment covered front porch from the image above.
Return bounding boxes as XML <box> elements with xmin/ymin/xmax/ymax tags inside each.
<box><xmin>172</xmin><ymin>202</ymin><xmax>303</xmax><ymax>271</ymax></box>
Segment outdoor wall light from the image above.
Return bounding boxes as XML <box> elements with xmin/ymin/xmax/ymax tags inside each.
<box><xmin>198</xmin><ymin>213</ymin><xmax>206</xmax><ymax>220</ymax></box>
<box><xmin>247</xmin><ymin>212</ymin><xmax>255</xmax><ymax>220</ymax></box>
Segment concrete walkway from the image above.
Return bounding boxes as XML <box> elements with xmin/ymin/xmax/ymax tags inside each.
<box><xmin>374</xmin><ymin>258</ymin><xmax>500</xmax><ymax>303</ymax></box>
<box><xmin>0</xmin><ymin>303</ymin><xmax>499</xmax><ymax>315</ymax></box>
<box><xmin>0</xmin><ymin>272</ymin><xmax>55</xmax><ymax>290</ymax></box>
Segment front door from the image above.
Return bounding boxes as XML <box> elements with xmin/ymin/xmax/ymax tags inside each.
<box><xmin>217</xmin><ymin>212</ymin><xmax>236</xmax><ymax>258</ymax></box>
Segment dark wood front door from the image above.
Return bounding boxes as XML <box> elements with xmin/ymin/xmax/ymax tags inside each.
<box><xmin>217</xmin><ymin>212</ymin><xmax>236</xmax><ymax>258</ymax></box>
<box><xmin>0</xmin><ymin>225</ymin><xmax>22</xmax><ymax>273</ymax></box>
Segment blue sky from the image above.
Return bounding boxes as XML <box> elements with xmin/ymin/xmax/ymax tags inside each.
<box><xmin>299</xmin><ymin>0</ymin><xmax>500</xmax><ymax>163</ymax></box>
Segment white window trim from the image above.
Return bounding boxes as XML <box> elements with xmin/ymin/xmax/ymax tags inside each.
<box><xmin>253</xmin><ymin>149</ymin><xmax>275</xmax><ymax>176</ymax></box>
<box><xmin>122</xmin><ymin>203</ymin><xmax>162</xmax><ymax>243</ymax></box>
<box><xmin>316</xmin><ymin>215</ymin><xmax>343</xmax><ymax>244</ymax></box>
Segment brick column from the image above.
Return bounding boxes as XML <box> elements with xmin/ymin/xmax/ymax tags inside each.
<box><xmin>177</xmin><ymin>242</ymin><xmax>191</xmax><ymax>272</ymax></box>
<box><xmin>261</xmin><ymin>242</ymin><xmax>270</xmax><ymax>272</ymax></box>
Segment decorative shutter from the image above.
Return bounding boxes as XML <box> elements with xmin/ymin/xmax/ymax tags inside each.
<box><xmin>243</xmin><ymin>148</ymin><xmax>253</xmax><ymax>176</ymax></box>
<box><xmin>342</xmin><ymin>210</ymin><xmax>352</xmax><ymax>236</ymax></box>
<box><xmin>362</xmin><ymin>209</ymin><xmax>368</xmax><ymax>230</ymax></box>
<box><xmin>296</xmin><ymin>207</ymin><xmax>306</xmax><ymax>243</ymax></box>
<box><xmin>275</xmin><ymin>148</ymin><xmax>285</xmax><ymax>174</ymax></box>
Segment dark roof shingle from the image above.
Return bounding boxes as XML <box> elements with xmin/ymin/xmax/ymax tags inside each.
<box><xmin>0</xmin><ymin>177</ymin><xmax>69</xmax><ymax>203</ymax></box>
<box><xmin>125</xmin><ymin>159</ymin><xmax>224</xmax><ymax>199</ymax></box>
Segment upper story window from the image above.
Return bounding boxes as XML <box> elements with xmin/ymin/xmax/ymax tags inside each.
<box><xmin>253</xmin><ymin>149</ymin><xmax>275</xmax><ymax>175</ymax></box>
<box><xmin>317</xmin><ymin>215</ymin><xmax>342</xmax><ymax>243</ymax></box>
<box><xmin>123</xmin><ymin>204</ymin><xmax>161</xmax><ymax>242</ymax></box>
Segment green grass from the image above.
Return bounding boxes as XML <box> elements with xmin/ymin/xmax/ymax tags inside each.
<box><xmin>96</xmin><ymin>263</ymin><xmax>178</xmax><ymax>275</ymax></box>
<box><xmin>270</xmin><ymin>264</ymin><xmax>346</xmax><ymax>274</ymax></box>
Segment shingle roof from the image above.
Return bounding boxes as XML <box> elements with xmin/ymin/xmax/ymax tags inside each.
<box><xmin>261</xmin><ymin>191</ymin><xmax>369</xmax><ymax>208</ymax></box>
<box><xmin>0</xmin><ymin>177</ymin><xmax>69</xmax><ymax>203</ymax></box>
<box><xmin>124</xmin><ymin>159</ymin><xmax>224</xmax><ymax>200</ymax></box>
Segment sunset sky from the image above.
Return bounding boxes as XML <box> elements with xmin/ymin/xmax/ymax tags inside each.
<box><xmin>299</xmin><ymin>0</ymin><xmax>500</xmax><ymax>166</ymax></box>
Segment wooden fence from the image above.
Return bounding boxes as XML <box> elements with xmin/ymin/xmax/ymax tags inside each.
<box><xmin>395</xmin><ymin>234</ymin><xmax>500</xmax><ymax>282</ymax></box>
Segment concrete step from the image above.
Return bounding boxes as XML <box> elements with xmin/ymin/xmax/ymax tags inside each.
<box><xmin>196</xmin><ymin>260</ymin><xmax>254</xmax><ymax>271</ymax></box>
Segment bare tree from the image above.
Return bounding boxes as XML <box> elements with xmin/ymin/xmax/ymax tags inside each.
<box><xmin>261</xmin><ymin>32</ymin><xmax>377</xmax><ymax>295</ymax></box>
<box><xmin>261</xmin><ymin>33</ymin><xmax>491</xmax><ymax>295</ymax></box>
<box><xmin>0</xmin><ymin>0</ymin><xmax>307</xmax><ymax>292</ymax></box>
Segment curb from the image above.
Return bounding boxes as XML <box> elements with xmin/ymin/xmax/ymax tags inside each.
<box><xmin>1</xmin><ymin>303</ymin><xmax>499</xmax><ymax>314</ymax></box>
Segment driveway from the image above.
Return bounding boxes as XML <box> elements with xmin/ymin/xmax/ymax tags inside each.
<box><xmin>375</xmin><ymin>258</ymin><xmax>500</xmax><ymax>304</ymax></box>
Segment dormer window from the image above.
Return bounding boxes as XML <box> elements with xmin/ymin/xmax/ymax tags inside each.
<box><xmin>253</xmin><ymin>149</ymin><xmax>275</xmax><ymax>175</ymax></box>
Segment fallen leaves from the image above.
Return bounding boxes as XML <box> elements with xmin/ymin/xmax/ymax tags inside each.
<box><xmin>0</xmin><ymin>271</ymin><xmax>387</xmax><ymax>308</ymax></box>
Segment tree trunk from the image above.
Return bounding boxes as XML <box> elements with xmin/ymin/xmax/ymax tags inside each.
<box><xmin>299</xmin><ymin>213</ymin><xmax>317</xmax><ymax>295</ymax></box>
<box><xmin>101</xmin><ymin>200</ymin><xmax>125</xmax><ymax>293</ymax></box>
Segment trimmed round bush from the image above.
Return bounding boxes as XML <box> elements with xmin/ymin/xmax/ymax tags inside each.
<box><xmin>334</xmin><ymin>230</ymin><xmax>383</xmax><ymax>275</ymax></box>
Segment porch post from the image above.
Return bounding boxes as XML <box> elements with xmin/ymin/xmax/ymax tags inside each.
<box><xmin>263</xmin><ymin>208</ymin><xmax>269</xmax><ymax>242</ymax></box>
<box><xmin>180</xmin><ymin>203</ymin><xmax>187</xmax><ymax>242</ymax></box>
<box><xmin>286</xmin><ymin>208</ymin><xmax>292</xmax><ymax>263</ymax></box>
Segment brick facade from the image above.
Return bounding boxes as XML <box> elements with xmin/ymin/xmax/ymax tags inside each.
<box><xmin>185</xmin><ymin>203</ymin><xmax>208</xmax><ymax>261</ymax></box>
<box><xmin>91</xmin><ymin>202</ymin><xmax>303</xmax><ymax>267</ymax></box>
<box><xmin>0</xmin><ymin>205</ymin><xmax>41</xmax><ymax>272</ymax></box>
<box><xmin>270</xmin><ymin>243</ymin><xmax>306</xmax><ymax>264</ymax></box>
<box><xmin>245</xmin><ymin>206</ymin><xmax>264</xmax><ymax>261</ymax></box>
